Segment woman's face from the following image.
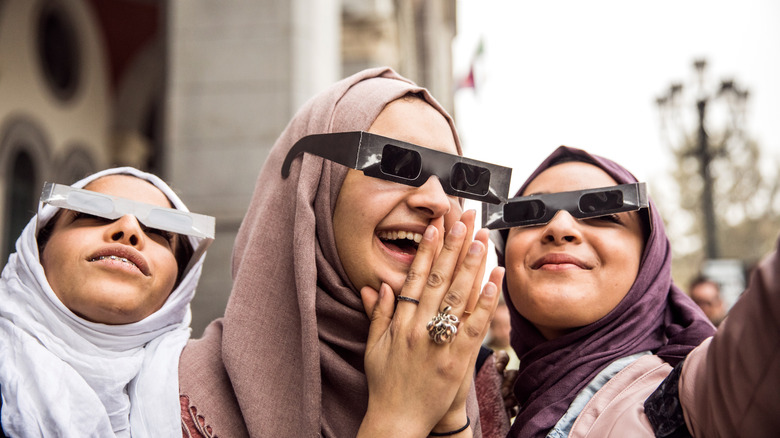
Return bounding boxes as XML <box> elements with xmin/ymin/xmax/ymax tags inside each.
<box><xmin>41</xmin><ymin>175</ymin><xmax>180</xmax><ymax>325</ymax></box>
<box><xmin>333</xmin><ymin>97</ymin><xmax>462</xmax><ymax>294</ymax></box>
<box><xmin>504</xmin><ymin>162</ymin><xmax>645</xmax><ymax>340</ymax></box>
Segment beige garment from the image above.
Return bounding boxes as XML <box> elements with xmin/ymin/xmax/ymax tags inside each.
<box><xmin>565</xmin><ymin>239</ymin><xmax>780</xmax><ymax>437</ymax></box>
<box><xmin>680</xmin><ymin>241</ymin><xmax>780</xmax><ymax>437</ymax></box>
<box><xmin>179</xmin><ymin>67</ymin><xmax>483</xmax><ymax>437</ymax></box>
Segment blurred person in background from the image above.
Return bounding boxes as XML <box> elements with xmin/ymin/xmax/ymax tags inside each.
<box><xmin>688</xmin><ymin>276</ymin><xmax>727</xmax><ymax>327</ymax></box>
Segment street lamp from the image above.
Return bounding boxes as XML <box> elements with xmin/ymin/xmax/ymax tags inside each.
<box><xmin>656</xmin><ymin>59</ymin><xmax>749</xmax><ymax>260</ymax></box>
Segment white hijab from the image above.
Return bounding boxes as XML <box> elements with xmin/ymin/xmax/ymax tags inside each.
<box><xmin>0</xmin><ymin>167</ymin><xmax>206</xmax><ymax>437</ymax></box>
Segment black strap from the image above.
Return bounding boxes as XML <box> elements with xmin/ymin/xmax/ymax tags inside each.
<box><xmin>644</xmin><ymin>361</ymin><xmax>692</xmax><ymax>438</ymax></box>
<box><xmin>475</xmin><ymin>345</ymin><xmax>493</xmax><ymax>375</ymax></box>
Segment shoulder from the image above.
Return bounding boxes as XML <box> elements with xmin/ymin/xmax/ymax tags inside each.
<box><xmin>569</xmin><ymin>355</ymin><xmax>671</xmax><ymax>438</ymax></box>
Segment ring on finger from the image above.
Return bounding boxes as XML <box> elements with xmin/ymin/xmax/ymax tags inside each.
<box><xmin>396</xmin><ymin>295</ymin><xmax>420</xmax><ymax>305</ymax></box>
<box><xmin>426</xmin><ymin>305</ymin><xmax>460</xmax><ymax>344</ymax></box>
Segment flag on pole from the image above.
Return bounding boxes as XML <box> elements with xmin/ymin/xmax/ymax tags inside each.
<box><xmin>456</xmin><ymin>38</ymin><xmax>485</xmax><ymax>92</ymax></box>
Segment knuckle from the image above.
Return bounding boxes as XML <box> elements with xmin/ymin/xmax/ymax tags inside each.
<box><xmin>461</xmin><ymin>323</ymin><xmax>482</xmax><ymax>339</ymax></box>
<box><xmin>441</xmin><ymin>239</ymin><xmax>460</xmax><ymax>254</ymax></box>
<box><xmin>433</xmin><ymin>359</ymin><xmax>458</xmax><ymax>380</ymax></box>
<box><xmin>442</xmin><ymin>291</ymin><xmax>465</xmax><ymax>308</ymax></box>
<box><xmin>404</xmin><ymin>328</ymin><xmax>424</xmax><ymax>349</ymax></box>
<box><xmin>404</xmin><ymin>268</ymin><xmax>425</xmax><ymax>286</ymax></box>
<box><xmin>426</xmin><ymin>271</ymin><xmax>446</xmax><ymax>288</ymax></box>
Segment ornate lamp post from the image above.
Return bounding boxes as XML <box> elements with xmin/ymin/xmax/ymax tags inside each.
<box><xmin>656</xmin><ymin>59</ymin><xmax>749</xmax><ymax>260</ymax></box>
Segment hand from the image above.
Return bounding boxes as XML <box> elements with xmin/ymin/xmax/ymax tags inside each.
<box><xmin>358</xmin><ymin>215</ymin><xmax>503</xmax><ymax>437</ymax></box>
<box><xmin>494</xmin><ymin>350</ymin><xmax>520</xmax><ymax>419</ymax></box>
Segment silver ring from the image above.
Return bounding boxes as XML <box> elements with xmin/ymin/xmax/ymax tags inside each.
<box><xmin>426</xmin><ymin>305</ymin><xmax>460</xmax><ymax>344</ymax></box>
<box><xmin>396</xmin><ymin>295</ymin><xmax>420</xmax><ymax>305</ymax></box>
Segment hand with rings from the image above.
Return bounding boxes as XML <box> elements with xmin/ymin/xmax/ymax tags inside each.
<box><xmin>358</xmin><ymin>210</ymin><xmax>505</xmax><ymax>437</ymax></box>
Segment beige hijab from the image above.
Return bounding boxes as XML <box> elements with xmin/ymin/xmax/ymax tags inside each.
<box><xmin>179</xmin><ymin>67</ymin><xmax>481</xmax><ymax>437</ymax></box>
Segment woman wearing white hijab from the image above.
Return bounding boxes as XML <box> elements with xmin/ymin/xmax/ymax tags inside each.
<box><xmin>0</xmin><ymin>167</ymin><xmax>213</xmax><ymax>437</ymax></box>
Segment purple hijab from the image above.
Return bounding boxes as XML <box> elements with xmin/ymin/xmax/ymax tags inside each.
<box><xmin>496</xmin><ymin>146</ymin><xmax>715</xmax><ymax>438</ymax></box>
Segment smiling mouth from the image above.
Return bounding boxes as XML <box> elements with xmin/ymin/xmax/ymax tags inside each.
<box><xmin>378</xmin><ymin>230</ymin><xmax>423</xmax><ymax>255</ymax></box>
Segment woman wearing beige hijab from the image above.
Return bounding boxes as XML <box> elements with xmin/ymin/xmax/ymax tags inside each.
<box><xmin>179</xmin><ymin>67</ymin><xmax>509</xmax><ymax>437</ymax></box>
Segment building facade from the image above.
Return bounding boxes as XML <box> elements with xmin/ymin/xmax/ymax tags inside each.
<box><xmin>0</xmin><ymin>0</ymin><xmax>456</xmax><ymax>335</ymax></box>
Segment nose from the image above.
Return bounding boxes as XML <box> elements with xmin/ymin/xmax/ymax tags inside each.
<box><xmin>541</xmin><ymin>210</ymin><xmax>582</xmax><ymax>244</ymax></box>
<box><xmin>407</xmin><ymin>176</ymin><xmax>452</xmax><ymax>218</ymax></box>
<box><xmin>105</xmin><ymin>214</ymin><xmax>145</xmax><ymax>247</ymax></box>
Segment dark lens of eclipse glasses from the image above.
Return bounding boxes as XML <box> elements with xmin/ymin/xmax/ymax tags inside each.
<box><xmin>579</xmin><ymin>190</ymin><xmax>624</xmax><ymax>213</ymax></box>
<box><xmin>503</xmin><ymin>199</ymin><xmax>546</xmax><ymax>223</ymax></box>
<box><xmin>380</xmin><ymin>144</ymin><xmax>422</xmax><ymax>180</ymax></box>
<box><xmin>451</xmin><ymin>162</ymin><xmax>490</xmax><ymax>196</ymax></box>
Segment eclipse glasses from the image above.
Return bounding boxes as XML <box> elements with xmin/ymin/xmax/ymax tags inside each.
<box><xmin>482</xmin><ymin>182</ymin><xmax>648</xmax><ymax>230</ymax></box>
<box><xmin>281</xmin><ymin>131</ymin><xmax>512</xmax><ymax>204</ymax></box>
<box><xmin>40</xmin><ymin>182</ymin><xmax>215</xmax><ymax>240</ymax></box>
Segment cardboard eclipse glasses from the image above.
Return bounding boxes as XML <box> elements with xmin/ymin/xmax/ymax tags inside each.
<box><xmin>281</xmin><ymin>131</ymin><xmax>512</xmax><ymax>204</ymax></box>
<box><xmin>39</xmin><ymin>182</ymin><xmax>215</xmax><ymax>240</ymax></box>
<box><xmin>483</xmin><ymin>182</ymin><xmax>648</xmax><ymax>230</ymax></box>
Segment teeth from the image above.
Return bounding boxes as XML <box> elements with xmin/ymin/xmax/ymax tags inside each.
<box><xmin>378</xmin><ymin>230</ymin><xmax>423</xmax><ymax>243</ymax></box>
<box><xmin>91</xmin><ymin>255</ymin><xmax>137</xmax><ymax>267</ymax></box>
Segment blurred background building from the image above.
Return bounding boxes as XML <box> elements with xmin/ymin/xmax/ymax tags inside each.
<box><xmin>0</xmin><ymin>0</ymin><xmax>457</xmax><ymax>335</ymax></box>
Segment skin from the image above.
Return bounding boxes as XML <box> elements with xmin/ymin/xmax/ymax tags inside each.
<box><xmin>487</xmin><ymin>302</ymin><xmax>512</xmax><ymax>349</ymax></box>
<box><xmin>330</xmin><ymin>96</ymin><xmax>503</xmax><ymax>436</ymax></box>
<box><xmin>504</xmin><ymin>162</ymin><xmax>645</xmax><ymax>340</ymax></box>
<box><xmin>333</xmin><ymin>97</ymin><xmax>463</xmax><ymax>296</ymax></box>
<box><xmin>690</xmin><ymin>281</ymin><xmax>726</xmax><ymax>325</ymax></box>
<box><xmin>359</xmin><ymin>224</ymin><xmax>503</xmax><ymax>437</ymax></box>
<box><xmin>41</xmin><ymin>175</ymin><xmax>179</xmax><ymax>325</ymax></box>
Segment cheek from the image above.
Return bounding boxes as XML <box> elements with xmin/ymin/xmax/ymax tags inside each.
<box><xmin>40</xmin><ymin>233</ymin><xmax>68</xmax><ymax>276</ymax></box>
<box><xmin>504</xmin><ymin>232</ymin><xmax>530</xmax><ymax>269</ymax></box>
<box><xmin>156</xmin><ymin>249</ymin><xmax>180</xmax><ymax>291</ymax></box>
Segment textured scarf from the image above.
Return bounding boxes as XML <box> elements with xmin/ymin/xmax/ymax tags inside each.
<box><xmin>179</xmin><ymin>67</ymin><xmax>483</xmax><ymax>437</ymax></box>
<box><xmin>494</xmin><ymin>146</ymin><xmax>715</xmax><ymax>438</ymax></box>
<box><xmin>0</xmin><ymin>167</ymin><xmax>205</xmax><ymax>437</ymax></box>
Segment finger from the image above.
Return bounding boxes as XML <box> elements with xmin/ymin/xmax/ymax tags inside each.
<box><xmin>494</xmin><ymin>350</ymin><xmax>509</xmax><ymax>373</ymax></box>
<box><xmin>430</xmin><ymin>215</ymin><xmax>445</xmax><ymax>264</ymax></box>
<box><xmin>365</xmin><ymin>283</ymin><xmax>396</xmax><ymax>349</ymax></box>
<box><xmin>455</xmin><ymin>209</ymin><xmax>476</xmax><ymax>268</ymax></box>
<box><xmin>360</xmin><ymin>285</ymin><xmax>380</xmax><ymax>318</ymax></box>
<box><xmin>451</xmin><ymin>267</ymin><xmax>504</xmax><ymax>355</ymax></box>
<box><xmin>393</xmin><ymin>224</ymin><xmax>440</xmax><ymax>321</ymax></box>
<box><xmin>417</xmin><ymin>220</ymin><xmax>469</xmax><ymax>313</ymax></box>
<box><xmin>439</xmin><ymin>238</ymin><xmax>486</xmax><ymax>317</ymax></box>
<box><xmin>465</xmin><ymin>228</ymin><xmax>489</xmax><ymax>312</ymax></box>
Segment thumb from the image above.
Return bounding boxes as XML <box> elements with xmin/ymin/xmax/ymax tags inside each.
<box><xmin>364</xmin><ymin>283</ymin><xmax>395</xmax><ymax>349</ymax></box>
<box><xmin>360</xmin><ymin>285</ymin><xmax>380</xmax><ymax>318</ymax></box>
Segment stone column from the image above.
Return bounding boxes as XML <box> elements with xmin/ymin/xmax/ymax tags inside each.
<box><xmin>165</xmin><ymin>0</ymin><xmax>339</xmax><ymax>335</ymax></box>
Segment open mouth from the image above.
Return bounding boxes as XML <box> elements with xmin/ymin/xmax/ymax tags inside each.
<box><xmin>90</xmin><ymin>255</ymin><xmax>138</xmax><ymax>269</ymax></box>
<box><xmin>378</xmin><ymin>230</ymin><xmax>423</xmax><ymax>256</ymax></box>
<box><xmin>87</xmin><ymin>246</ymin><xmax>150</xmax><ymax>275</ymax></box>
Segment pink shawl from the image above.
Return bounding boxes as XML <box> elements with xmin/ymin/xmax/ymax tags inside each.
<box><xmin>179</xmin><ymin>67</ymin><xmax>483</xmax><ymax>437</ymax></box>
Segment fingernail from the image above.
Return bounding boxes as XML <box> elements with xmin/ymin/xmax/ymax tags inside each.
<box><xmin>424</xmin><ymin>225</ymin><xmax>435</xmax><ymax>240</ymax></box>
<box><xmin>484</xmin><ymin>282</ymin><xmax>497</xmax><ymax>297</ymax></box>
<box><xmin>379</xmin><ymin>282</ymin><xmax>387</xmax><ymax>299</ymax></box>
<box><xmin>451</xmin><ymin>221</ymin><xmax>466</xmax><ymax>237</ymax></box>
<box><xmin>469</xmin><ymin>241</ymin><xmax>482</xmax><ymax>255</ymax></box>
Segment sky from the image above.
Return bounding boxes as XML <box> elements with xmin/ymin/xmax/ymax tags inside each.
<box><xmin>453</xmin><ymin>0</ymin><xmax>780</xmax><ymax>202</ymax></box>
<box><xmin>452</xmin><ymin>0</ymin><xmax>780</xmax><ymax>281</ymax></box>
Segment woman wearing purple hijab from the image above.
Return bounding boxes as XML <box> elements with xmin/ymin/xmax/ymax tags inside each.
<box><xmin>488</xmin><ymin>146</ymin><xmax>779</xmax><ymax>437</ymax></box>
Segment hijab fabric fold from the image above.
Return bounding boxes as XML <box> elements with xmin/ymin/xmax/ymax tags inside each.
<box><xmin>496</xmin><ymin>146</ymin><xmax>715</xmax><ymax>438</ymax></box>
<box><xmin>0</xmin><ymin>167</ymin><xmax>205</xmax><ymax>437</ymax></box>
<box><xmin>179</xmin><ymin>67</ymin><xmax>483</xmax><ymax>437</ymax></box>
